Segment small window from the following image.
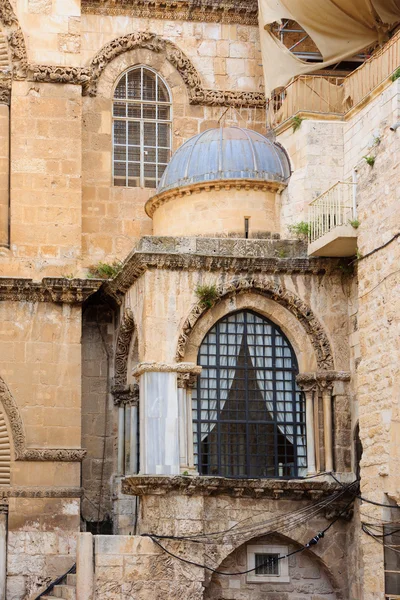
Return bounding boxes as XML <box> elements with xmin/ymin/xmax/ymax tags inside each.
<box><xmin>255</xmin><ymin>553</ymin><xmax>279</xmax><ymax>576</ymax></box>
<box><xmin>113</xmin><ymin>66</ymin><xmax>172</xmax><ymax>189</ymax></box>
<box><xmin>385</xmin><ymin>525</ymin><xmax>400</xmax><ymax>598</ymax></box>
<box><xmin>247</xmin><ymin>544</ymin><xmax>289</xmax><ymax>583</ymax></box>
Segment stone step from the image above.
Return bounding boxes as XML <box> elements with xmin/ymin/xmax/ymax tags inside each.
<box><xmin>66</xmin><ymin>574</ymin><xmax>76</xmax><ymax>586</ymax></box>
<box><xmin>50</xmin><ymin>584</ymin><xmax>76</xmax><ymax>599</ymax></box>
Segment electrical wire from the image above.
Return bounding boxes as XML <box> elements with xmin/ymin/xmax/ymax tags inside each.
<box><xmin>142</xmin><ymin>492</ymin><xmax>357</xmax><ymax>576</ymax></box>
<box><xmin>146</xmin><ymin>481</ymin><xmax>357</xmax><ymax>545</ymax></box>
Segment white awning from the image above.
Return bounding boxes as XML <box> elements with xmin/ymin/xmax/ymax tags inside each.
<box><xmin>259</xmin><ymin>0</ymin><xmax>400</xmax><ymax>96</ymax></box>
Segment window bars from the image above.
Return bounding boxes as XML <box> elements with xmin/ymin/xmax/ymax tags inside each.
<box><xmin>192</xmin><ymin>310</ymin><xmax>306</xmax><ymax>479</ymax></box>
<box><xmin>113</xmin><ymin>66</ymin><xmax>172</xmax><ymax>189</ymax></box>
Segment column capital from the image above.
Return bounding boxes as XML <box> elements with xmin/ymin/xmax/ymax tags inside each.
<box><xmin>112</xmin><ymin>383</ymin><xmax>139</xmax><ymax>406</ymax></box>
<box><xmin>296</xmin><ymin>371</ymin><xmax>350</xmax><ymax>392</ymax></box>
<box><xmin>132</xmin><ymin>361</ymin><xmax>202</xmax><ymax>379</ymax></box>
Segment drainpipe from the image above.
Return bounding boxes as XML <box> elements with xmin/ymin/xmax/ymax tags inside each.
<box><xmin>352</xmin><ymin>168</ymin><xmax>357</xmax><ymax>220</ymax></box>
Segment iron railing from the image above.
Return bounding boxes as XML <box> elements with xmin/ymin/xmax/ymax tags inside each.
<box><xmin>308</xmin><ymin>181</ymin><xmax>357</xmax><ymax>243</ymax></box>
<box><xmin>269</xmin><ymin>29</ymin><xmax>400</xmax><ymax>127</ymax></box>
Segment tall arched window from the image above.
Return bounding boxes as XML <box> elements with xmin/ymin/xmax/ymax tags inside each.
<box><xmin>113</xmin><ymin>66</ymin><xmax>172</xmax><ymax>189</ymax></box>
<box><xmin>192</xmin><ymin>311</ymin><xmax>306</xmax><ymax>479</ymax></box>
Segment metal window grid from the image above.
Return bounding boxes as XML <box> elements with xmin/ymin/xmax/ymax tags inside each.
<box><xmin>192</xmin><ymin>310</ymin><xmax>306</xmax><ymax>479</ymax></box>
<box><xmin>112</xmin><ymin>66</ymin><xmax>172</xmax><ymax>189</ymax></box>
<box><xmin>255</xmin><ymin>553</ymin><xmax>280</xmax><ymax>576</ymax></box>
<box><xmin>384</xmin><ymin>525</ymin><xmax>400</xmax><ymax>597</ymax></box>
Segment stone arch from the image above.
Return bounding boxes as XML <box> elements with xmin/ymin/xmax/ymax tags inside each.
<box><xmin>114</xmin><ymin>307</ymin><xmax>136</xmax><ymax>387</ymax></box>
<box><xmin>176</xmin><ymin>277</ymin><xmax>334</xmax><ymax>371</ymax></box>
<box><xmin>83</xmin><ymin>31</ymin><xmax>265</xmax><ymax>108</ymax></box>
<box><xmin>0</xmin><ymin>1</ymin><xmax>28</xmax><ymax>80</ymax></box>
<box><xmin>0</xmin><ymin>374</ymin><xmax>85</xmax><ymax>462</ymax></box>
<box><xmin>204</xmin><ymin>531</ymin><xmax>345</xmax><ymax>599</ymax></box>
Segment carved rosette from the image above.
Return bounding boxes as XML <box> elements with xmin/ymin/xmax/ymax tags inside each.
<box><xmin>8</xmin><ymin>28</ymin><xmax>27</xmax><ymax>79</ymax></box>
<box><xmin>83</xmin><ymin>31</ymin><xmax>265</xmax><ymax>107</ymax></box>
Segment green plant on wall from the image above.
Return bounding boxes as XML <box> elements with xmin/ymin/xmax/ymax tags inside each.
<box><xmin>195</xmin><ymin>284</ymin><xmax>218</xmax><ymax>309</ymax></box>
<box><xmin>292</xmin><ymin>116</ymin><xmax>304</xmax><ymax>132</ymax></box>
<box><xmin>363</xmin><ymin>155</ymin><xmax>375</xmax><ymax>167</ymax></box>
<box><xmin>391</xmin><ymin>67</ymin><xmax>400</xmax><ymax>82</ymax></box>
<box><xmin>288</xmin><ymin>221</ymin><xmax>310</xmax><ymax>238</ymax></box>
<box><xmin>87</xmin><ymin>260</ymin><xmax>122</xmax><ymax>280</ymax></box>
<box><xmin>348</xmin><ymin>219</ymin><xmax>360</xmax><ymax>229</ymax></box>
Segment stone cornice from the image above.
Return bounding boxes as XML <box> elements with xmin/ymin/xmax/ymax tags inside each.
<box><xmin>103</xmin><ymin>245</ymin><xmax>340</xmax><ymax>305</ymax></box>
<box><xmin>0</xmin><ymin>486</ymin><xmax>83</xmax><ymax>498</ymax></box>
<box><xmin>132</xmin><ymin>361</ymin><xmax>201</xmax><ymax>378</ymax></box>
<box><xmin>0</xmin><ymin>277</ymin><xmax>102</xmax><ymax>303</ymax></box>
<box><xmin>145</xmin><ymin>179</ymin><xmax>285</xmax><ymax>218</ymax></box>
<box><xmin>122</xmin><ymin>474</ymin><xmax>345</xmax><ymax>500</ymax></box>
<box><xmin>29</xmin><ymin>64</ymin><xmax>91</xmax><ymax>85</ymax></box>
<box><xmin>81</xmin><ymin>0</ymin><xmax>259</xmax><ymax>25</ymax></box>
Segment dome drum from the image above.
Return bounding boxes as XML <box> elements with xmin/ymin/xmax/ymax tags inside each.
<box><xmin>146</xmin><ymin>127</ymin><xmax>290</xmax><ymax>238</ymax></box>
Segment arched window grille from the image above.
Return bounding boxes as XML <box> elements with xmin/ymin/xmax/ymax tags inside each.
<box><xmin>192</xmin><ymin>311</ymin><xmax>307</xmax><ymax>479</ymax></box>
<box><xmin>113</xmin><ymin>66</ymin><xmax>172</xmax><ymax>189</ymax></box>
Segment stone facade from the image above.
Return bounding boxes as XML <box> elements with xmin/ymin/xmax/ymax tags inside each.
<box><xmin>0</xmin><ymin>0</ymin><xmax>398</xmax><ymax>598</ymax></box>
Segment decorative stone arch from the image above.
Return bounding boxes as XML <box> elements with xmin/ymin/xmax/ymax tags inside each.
<box><xmin>176</xmin><ymin>277</ymin><xmax>335</xmax><ymax>371</ymax></box>
<box><xmin>0</xmin><ymin>1</ymin><xmax>28</xmax><ymax>82</ymax></box>
<box><xmin>0</xmin><ymin>375</ymin><xmax>85</xmax><ymax>462</ymax></box>
<box><xmin>83</xmin><ymin>31</ymin><xmax>265</xmax><ymax>108</ymax></box>
<box><xmin>204</xmin><ymin>530</ymin><xmax>345</xmax><ymax>599</ymax></box>
<box><xmin>114</xmin><ymin>307</ymin><xmax>136</xmax><ymax>387</ymax></box>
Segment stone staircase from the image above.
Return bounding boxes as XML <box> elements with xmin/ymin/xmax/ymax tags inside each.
<box><xmin>42</xmin><ymin>573</ymin><xmax>76</xmax><ymax>599</ymax></box>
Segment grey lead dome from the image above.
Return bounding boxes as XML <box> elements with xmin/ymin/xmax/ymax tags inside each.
<box><xmin>157</xmin><ymin>126</ymin><xmax>291</xmax><ymax>194</ymax></box>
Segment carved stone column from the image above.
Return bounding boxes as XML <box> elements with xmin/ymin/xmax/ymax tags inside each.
<box><xmin>112</xmin><ymin>384</ymin><xmax>139</xmax><ymax>476</ymax></box>
<box><xmin>0</xmin><ymin>502</ymin><xmax>7</xmax><ymax>600</ymax></box>
<box><xmin>132</xmin><ymin>362</ymin><xmax>201</xmax><ymax>476</ymax></box>
<box><xmin>177</xmin><ymin>371</ymin><xmax>199</xmax><ymax>472</ymax></box>
<box><xmin>0</xmin><ymin>76</ymin><xmax>10</xmax><ymax>248</ymax></box>
<box><xmin>318</xmin><ymin>378</ymin><xmax>334</xmax><ymax>473</ymax></box>
<box><xmin>297</xmin><ymin>376</ymin><xmax>317</xmax><ymax>475</ymax></box>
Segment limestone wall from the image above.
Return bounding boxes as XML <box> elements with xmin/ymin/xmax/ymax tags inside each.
<box><xmin>1</xmin><ymin>81</ymin><xmax>82</xmax><ymax>278</ymax></box>
<box><xmin>81</xmin><ymin>299</ymin><xmax>116</xmax><ymax>525</ymax></box>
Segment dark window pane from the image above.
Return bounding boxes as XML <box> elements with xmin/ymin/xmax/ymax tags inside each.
<box><xmin>128</xmin><ymin>121</ymin><xmax>140</xmax><ymax>146</ymax></box>
<box><xmin>114</xmin><ymin>75</ymin><xmax>126</xmax><ymax>99</ymax></box>
<box><xmin>127</xmin><ymin>104</ymin><xmax>141</xmax><ymax>119</ymax></box>
<box><xmin>113</xmin><ymin>121</ymin><xmax>126</xmax><ymax>145</ymax></box>
<box><xmin>128</xmin><ymin>146</ymin><xmax>140</xmax><ymax>161</ymax></box>
<box><xmin>158</xmin><ymin>123</ymin><xmax>170</xmax><ymax>147</ymax></box>
<box><xmin>157</xmin><ymin>78</ymin><xmax>169</xmax><ymax>102</ymax></box>
<box><xmin>143</xmin><ymin>104</ymin><xmax>157</xmax><ymax>119</ymax></box>
<box><xmin>144</xmin><ymin>122</ymin><xmax>157</xmax><ymax>146</ymax></box>
<box><xmin>255</xmin><ymin>554</ymin><xmax>279</xmax><ymax>576</ymax></box>
<box><xmin>113</xmin><ymin>102</ymin><xmax>126</xmax><ymax>117</ymax></box>
<box><xmin>127</xmin><ymin>69</ymin><xmax>141</xmax><ymax>99</ymax></box>
<box><xmin>142</xmin><ymin>69</ymin><xmax>157</xmax><ymax>101</ymax></box>
<box><xmin>157</xmin><ymin>105</ymin><xmax>170</xmax><ymax>120</ymax></box>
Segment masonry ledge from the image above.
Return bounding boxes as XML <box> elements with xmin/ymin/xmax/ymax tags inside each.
<box><xmin>308</xmin><ymin>224</ymin><xmax>358</xmax><ymax>258</ymax></box>
<box><xmin>122</xmin><ymin>474</ymin><xmax>350</xmax><ymax>500</ymax></box>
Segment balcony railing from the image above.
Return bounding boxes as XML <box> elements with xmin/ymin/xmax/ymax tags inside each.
<box><xmin>308</xmin><ymin>181</ymin><xmax>357</xmax><ymax>244</ymax></box>
<box><xmin>269</xmin><ymin>29</ymin><xmax>400</xmax><ymax>127</ymax></box>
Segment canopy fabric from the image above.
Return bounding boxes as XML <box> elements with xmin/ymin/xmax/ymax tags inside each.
<box><xmin>258</xmin><ymin>0</ymin><xmax>400</xmax><ymax>95</ymax></box>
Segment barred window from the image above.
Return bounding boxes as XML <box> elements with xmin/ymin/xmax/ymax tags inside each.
<box><xmin>113</xmin><ymin>66</ymin><xmax>172</xmax><ymax>189</ymax></box>
<box><xmin>192</xmin><ymin>310</ymin><xmax>307</xmax><ymax>479</ymax></box>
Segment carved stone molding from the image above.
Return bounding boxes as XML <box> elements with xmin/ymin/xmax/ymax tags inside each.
<box><xmin>114</xmin><ymin>308</ymin><xmax>135</xmax><ymax>386</ymax></box>
<box><xmin>176</xmin><ymin>277</ymin><xmax>335</xmax><ymax>370</ymax></box>
<box><xmin>81</xmin><ymin>0</ymin><xmax>258</xmax><ymax>26</ymax></box>
<box><xmin>0</xmin><ymin>486</ymin><xmax>83</xmax><ymax>498</ymax></box>
<box><xmin>296</xmin><ymin>371</ymin><xmax>351</xmax><ymax>392</ymax></box>
<box><xmin>112</xmin><ymin>383</ymin><xmax>139</xmax><ymax>406</ymax></box>
<box><xmin>0</xmin><ymin>2</ymin><xmax>28</xmax><ymax>79</ymax></box>
<box><xmin>29</xmin><ymin>64</ymin><xmax>91</xmax><ymax>85</ymax></box>
<box><xmin>0</xmin><ymin>375</ymin><xmax>86</xmax><ymax>462</ymax></box>
<box><xmin>103</xmin><ymin>247</ymin><xmax>338</xmax><ymax>305</ymax></box>
<box><xmin>132</xmin><ymin>361</ymin><xmax>202</xmax><ymax>378</ymax></box>
<box><xmin>145</xmin><ymin>179</ymin><xmax>284</xmax><ymax>218</ymax></box>
<box><xmin>0</xmin><ymin>277</ymin><xmax>102</xmax><ymax>303</ymax></box>
<box><xmin>83</xmin><ymin>31</ymin><xmax>265</xmax><ymax>108</ymax></box>
<box><xmin>122</xmin><ymin>474</ymin><xmax>344</xmax><ymax>500</ymax></box>
<box><xmin>0</xmin><ymin>75</ymin><xmax>11</xmax><ymax>105</ymax></box>
<box><xmin>177</xmin><ymin>371</ymin><xmax>198</xmax><ymax>388</ymax></box>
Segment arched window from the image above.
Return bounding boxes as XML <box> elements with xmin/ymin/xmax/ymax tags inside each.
<box><xmin>113</xmin><ymin>66</ymin><xmax>172</xmax><ymax>189</ymax></box>
<box><xmin>192</xmin><ymin>311</ymin><xmax>306</xmax><ymax>479</ymax></box>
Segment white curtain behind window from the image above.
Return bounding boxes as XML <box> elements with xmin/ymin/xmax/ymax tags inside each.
<box><xmin>199</xmin><ymin>313</ymin><xmax>244</xmax><ymax>441</ymax></box>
